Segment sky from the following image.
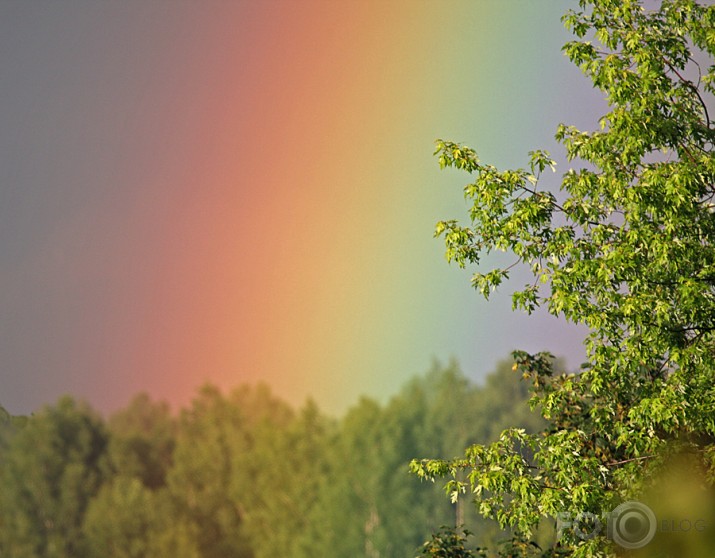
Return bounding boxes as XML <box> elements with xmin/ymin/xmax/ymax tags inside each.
<box><xmin>0</xmin><ymin>1</ymin><xmax>606</xmax><ymax>417</ymax></box>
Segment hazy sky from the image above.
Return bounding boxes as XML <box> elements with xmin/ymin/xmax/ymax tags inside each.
<box><xmin>0</xmin><ymin>1</ymin><xmax>605</xmax><ymax>416</ymax></box>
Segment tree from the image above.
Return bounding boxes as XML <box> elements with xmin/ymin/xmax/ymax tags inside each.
<box><xmin>0</xmin><ymin>397</ymin><xmax>107</xmax><ymax>557</ymax></box>
<box><xmin>412</xmin><ymin>1</ymin><xmax>715</xmax><ymax>556</ymax></box>
<box><xmin>83</xmin><ymin>476</ymin><xmax>200</xmax><ymax>558</ymax></box>
<box><xmin>223</xmin><ymin>385</ymin><xmax>328</xmax><ymax>558</ymax></box>
<box><xmin>301</xmin><ymin>361</ymin><xmax>541</xmax><ymax>558</ymax></box>
<box><xmin>83</xmin><ymin>395</ymin><xmax>189</xmax><ymax>558</ymax></box>
<box><xmin>165</xmin><ymin>385</ymin><xmax>254</xmax><ymax>558</ymax></box>
<box><xmin>416</xmin><ymin>526</ymin><xmax>484</xmax><ymax>558</ymax></box>
<box><xmin>103</xmin><ymin>393</ymin><xmax>176</xmax><ymax>490</ymax></box>
<box><xmin>0</xmin><ymin>405</ymin><xmax>27</xmax><ymax>454</ymax></box>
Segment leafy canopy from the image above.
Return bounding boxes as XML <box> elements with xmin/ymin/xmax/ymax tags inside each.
<box><xmin>412</xmin><ymin>1</ymin><xmax>715</xmax><ymax>556</ymax></box>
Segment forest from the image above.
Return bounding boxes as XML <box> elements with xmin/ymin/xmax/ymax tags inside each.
<box><xmin>0</xmin><ymin>358</ymin><xmax>545</xmax><ymax>557</ymax></box>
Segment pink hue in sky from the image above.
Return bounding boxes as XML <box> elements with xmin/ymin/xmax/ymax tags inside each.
<box><xmin>0</xmin><ymin>1</ymin><xmax>599</xmax><ymax>415</ymax></box>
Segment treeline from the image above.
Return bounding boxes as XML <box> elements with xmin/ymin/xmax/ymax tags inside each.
<box><xmin>0</xmin><ymin>359</ymin><xmax>545</xmax><ymax>557</ymax></box>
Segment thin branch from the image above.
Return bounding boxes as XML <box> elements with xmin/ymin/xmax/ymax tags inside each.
<box><xmin>606</xmin><ymin>455</ymin><xmax>654</xmax><ymax>467</ymax></box>
<box><xmin>663</xmin><ymin>55</ymin><xmax>711</xmax><ymax>129</ymax></box>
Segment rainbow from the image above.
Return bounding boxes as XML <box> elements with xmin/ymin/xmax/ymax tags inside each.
<box><xmin>1</xmin><ymin>1</ymin><xmax>596</xmax><ymax>416</ymax></box>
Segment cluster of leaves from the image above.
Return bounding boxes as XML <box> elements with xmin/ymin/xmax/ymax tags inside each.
<box><xmin>414</xmin><ymin>1</ymin><xmax>715</xmax><ymax>556</ymax></box>
<box><xmin>417</xmin><ymin>526</ymin><xmax>485</xmax><ymax>558</ymax></box>
<box><xmin>0</xmin><ymin>359</ymin><xmax>541</xmax><ymax>558</ymax></box>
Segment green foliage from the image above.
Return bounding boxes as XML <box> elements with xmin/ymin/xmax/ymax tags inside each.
<box><xmin>418</xmin><ymin>1</ymin><xmax>715</xmax><ymax>556</ymax></box>
<box><xmin>83</xmin><ymin>477</ymin><xmax>200</xmax><ymax>558</ymax></box>
<box><xmin>0</xmin><ymin>397</ymin><xmax>107</xmax><ymax>557</ymax></box>
<box><xmin>304</xmin><ymin>360</ymin><xmax>544</xmax><ymax>557</ymax></box>
<box><xmin>0</xmin><ymin>361</ymin><xmax>548</xmax><ymax>557</ymax></box>
<box><xmin>104</xmin><ymin>393</ymin><xmax>176</xmax><ymax>490</ymax></box>
<box><xmin>417</xmin><ymin>526</ymin><xmax>484</xmax><ymax>558</ymax></box>
<box><xmin>83</xmin><ymin>395</ymin><xmax>190</xmax><ymax>558</ymax></box>
<box><xmin>223</xmin><ymin>385</ymin><xmax>328</xmax><ymax>558</ymax></box>
<box><xmin>166</xmin><ymin>385</ymin><xmax>254</xmax><ymax>558</ymax></box>
<box><xmin>0</xmin><ymin>404</ymin><xmax>26</xmax><ymax>453</ymax></box>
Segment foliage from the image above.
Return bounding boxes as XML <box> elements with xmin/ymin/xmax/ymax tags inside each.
<box><xmin>165</xmin><ymin>384</ymin><xmax>255</xmax><ymax>558</ymax></box>
<box><xmin>303</xmin><ymin>360</ymin><xmax>543</xmax><ymax>557</ymax></box>
<box><xmin>83</xmin><ymin>476</ymin><xmax>200</xmax><ymax>558</ymax></box>
<box><xmin>413</xmin><ymin>1</ymin><xmax>715</xmax><ymax>556</ymax></box>
<box><xmin>222</xmin><ymin>384</ymin><xmax>328</xmax><ymax>558</ymax></box>
<box><xmin>103</xmin><ymin>393</ymin><xmax>176</xmax><ymax>490</ymax></box>
<box><xmin>0</xmin><ymin>404</ymin><xmax>26</xmax><ymax>453</ymax></box>
<box><xmin>0</xmin><ymin>397</ymin><xmax>107</xmax><ymax>557</ymax></box>
<box><xmin>416</xmin><ymin>525</ymin><xmax>484</xmax><ymax>558</ymax></box>
<box><xmin>0</xmin><ymin>360</ymin><xmax>539</xmax><ymax>557</ymax></box>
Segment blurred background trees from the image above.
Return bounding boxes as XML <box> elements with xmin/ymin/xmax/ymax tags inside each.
<box><xmin>0</xmin><ymin>357</ymin><xmax>542</xmax><ymax>557</ymax></box>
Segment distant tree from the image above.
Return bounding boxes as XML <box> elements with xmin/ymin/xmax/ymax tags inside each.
<box><xmin>301</xmin><ymin>361</ymin><xmax>541</xmax><ymax>558</ymax></box>
<box><xmin>83</xmin><ymin>476</ymin><xmax>200</xmax><ymax>558</ymax></box>
<box><xmin>0</xmin><ymin>397</ymin><xmax>106</xmax><ymax>557</ymax></box>
<box><xmin>0</xmin><ymin>405</ymin><xmax>25</xmax><ymax>548</ymax></box>
<box><xmin>0</xmin><ymin>404</ymin><xmax>26</xmax><ymax>454</ymax></box>
<box><xmin>83</xmin><ymin>394</ymin><xmax>186</xmax><ymax>558</ymax></box>
<box><xmin>103</xmin><ymin>393</ymin><xmax>176</xmax><ymax>490</ymax></box>
<box><xmin>413</xmin><ymin>1</ymin><xmax>715</xmax><ymax>556</ymax></box>
<box><xmin>166</xmin><ymin>385</ymin><xmax>254</xmax><ymax>558</ymax></box>
<box><xmin>84</xmin><ymin>476</ymin><xmax>163</xmax><ymax>558</ymax></box>
<box><xmin>230</xmin><ymin>395</ymin><xmax>329</xmax><ymax>558</ymax></box>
